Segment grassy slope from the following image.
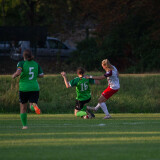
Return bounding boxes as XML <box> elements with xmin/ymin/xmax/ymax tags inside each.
<box><xmin>0</xmin><ymin>113</ymin><xmax>160</xmax><ymax>160</ymax></box>
<box><xmin>0</xmin><ymin>74</ymin><xmax>160</xmax><ymax>113</ymax></box>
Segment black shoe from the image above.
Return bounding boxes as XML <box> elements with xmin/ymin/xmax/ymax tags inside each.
<box><xmin>87</xmin><ymin>109</ymin><xmax>95</xmax><ymax>118</ymax></box>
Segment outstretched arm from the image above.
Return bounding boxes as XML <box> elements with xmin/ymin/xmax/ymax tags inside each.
<box><xmin>86</xmin><ymin>70</ymin><xmax>112</xmax><ymax>80</ymax></box>
<box><xmin>12</xmin><ymin>69</ymin><xmax>22</xmax><ymax>79</ymax></box>
<box><xmin>61</xmin><ymin>71</ymin><xmax>71</xmax><ymax>88</ymax></box>
<box><xmin>85</xmin><ymin>75</ymin><xmax>106</xmax><ymax>80</ymax></box>
<box><xmin>38</xmin><ymin>73</ymin><xmax>44</xmax><ymax>78</ymax></box>
<box><xmin>92</xmin><ymin>76</ymin><xmax>106</xmax><ymax>80</ymax></box>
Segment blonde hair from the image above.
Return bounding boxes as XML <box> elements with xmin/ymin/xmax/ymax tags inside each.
<box><xmin>102</xmin><ymin>59</ymin><xmax>114</xmax><ymax>70</ymax></box>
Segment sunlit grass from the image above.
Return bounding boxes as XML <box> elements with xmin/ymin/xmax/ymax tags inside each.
<box><xmin>1</xmin><ymin>136</ymin><xmax>160</xmax><ymax>147</ymax></box>
<box><xmin>0</xmin><ymin>114</ymin><xmax>160</xmax><ymax>160</ymax></box>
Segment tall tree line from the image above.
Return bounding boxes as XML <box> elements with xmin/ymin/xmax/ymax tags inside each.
<box><xmin>0</xmin><ymin>0</ymin><xmax>159</xmax><ymax>72</ymax></box>
<box><xmin>0</xmin><ymin>0</ymin><xmax>159</xmax><ymax>38</ymax></box>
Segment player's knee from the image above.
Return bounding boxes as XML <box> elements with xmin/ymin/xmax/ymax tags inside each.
<box><xmin>98</xmin><ymin>97</ymin><xmax>103</xmax><ymax>103</ymax></box>
<box><xmin>98</xmin><ymin>97</ymin><xmax>106</xmax><ymax>103</ymax></box>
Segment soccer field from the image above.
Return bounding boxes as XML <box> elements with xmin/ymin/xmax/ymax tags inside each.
<box><xmin>0</xmin><ymin>114</ymin><xmax>160</xmax><ymax>160</ymax></box>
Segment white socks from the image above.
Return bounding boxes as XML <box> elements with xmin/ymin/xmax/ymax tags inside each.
<box><xmin>95</xmin><ymin>102</ymin><xmax>110</xmax><ymax>116</ymax></box>
<box><xmin>95</xmin><ymin>103</ymin><xmax>101</xmax><ymax>111</ymax></box>
<box><xmin>100</xmin><ymin>102</ymin><xmax>109</xmax><ymax>116</ymax></box>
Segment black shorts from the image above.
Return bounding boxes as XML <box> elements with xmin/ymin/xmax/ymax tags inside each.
<box><xmin>19</xmin><ymin>91</ymin><xmax>39</xmax><ymax>104</ymax></box>
<box><xmin>75</xmin><ymin>98</ymin><xmax>91</xmax><ymax>110</ymax></box>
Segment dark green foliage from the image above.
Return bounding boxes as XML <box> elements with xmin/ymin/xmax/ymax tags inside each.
<box><xmin>70</xmin><ymin>15</ymin><xmax>160</xmax><ymax>72</ymax></box>
<box><xmin>70</xmin><ymin>38</ymin><xmax>100</xmax><ymax>71</ymax></box>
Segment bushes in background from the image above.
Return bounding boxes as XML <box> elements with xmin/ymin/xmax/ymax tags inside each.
<box><xmin>0</xmin><ymin>74</ymin><xmax>160</xmax><ymax>113</ymax></box>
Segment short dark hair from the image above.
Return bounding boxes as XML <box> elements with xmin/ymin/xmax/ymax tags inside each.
<box><xmin>77</xmin><ymin>67</ymin><xmax>85</xmax><ymax>75</ymax></box>
<box><xmin>23</xmin><ymin>49</ymin><xmax>34</xmax><ymax>61</ymax></box>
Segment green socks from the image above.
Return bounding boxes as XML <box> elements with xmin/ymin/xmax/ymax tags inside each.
<box><xmin>76</xmin><ymin>105</ymin><xmax>87</xmax><ymax>117</ymax></box>
<box><xmin>20</xmin><ymin>113</ymin><xmax>27</xmax><ymax>126</ymax></box>
<box><xmin>30</xmin><ymin>105</ymin><xmax>35</xmax><ymax>112</ymax></box>
<box><xmin>76</xmin><ymin>111</ymin><xmax>87</xmax><ymax>117</ymax></box>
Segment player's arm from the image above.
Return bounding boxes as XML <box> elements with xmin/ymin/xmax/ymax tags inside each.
<box><xmin>12</xmin><ymin>61</ymin><xmax>24</xmax><ymax>79</ymax></box>
<box><xmin>88</xmin><ymin>77</ymin><xmax>100</xmax><ymax>85</ymax></box>
<box><xmin>61</xmin><ymin>71</ymin><xmax>71</xmax><ymax>88</ymax></box>
<box><xmin>86</xmin><ymin>75</ymin><xmax>105</xmax><ymax>80</ymax></box>
<box><xmin>38</xmin><ymin>73</ymin><xmax>44</xmax><ymax>78</ymax></box>
<box><xmin>87</xmin><ymin>70</ymin><xmax>112</xmax><ymax>80</ymax></box>
<box><xmin>12</xmin><ymin>69</ymin><xmax>22</xmax><ymax>79</ymax></box>
<box><xmin>38</xmin><ymin>64</ymin><xmax>44</xmax><ymax>78</ymax></box>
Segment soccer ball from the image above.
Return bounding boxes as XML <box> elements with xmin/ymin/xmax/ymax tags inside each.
<box><xmin>83</xmin><ymin>115</ymin><xmax>89</xmax><ymax>119</ymax></box>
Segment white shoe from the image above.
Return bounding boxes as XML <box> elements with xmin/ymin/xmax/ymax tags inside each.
<box><xmin>22</xmin><ymin>126</ymin><xmax>28</xmax><ymax>129</ymax></box>
<box><xmin>103</xmin><ymin>115</ymin><xmax>111</xmax><ymax>119</ymax></box>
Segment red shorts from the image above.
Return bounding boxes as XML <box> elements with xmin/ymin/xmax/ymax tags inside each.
<box><xmin>102</xmin><ymin>86</ymin><xmax>119</xmax><ymax>100</ymax></box>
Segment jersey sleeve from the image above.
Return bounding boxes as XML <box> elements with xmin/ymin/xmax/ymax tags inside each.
<box><xmin>38</xmin><ymin>64</ymin><xmax>44</xmax><ymax>75</ymax></box>
<box><xmin>17</xmin><ymin>61</ymin><xmax>24</xmax><ymax>70</ymax></box>
<box><xmin>89</xmin><ymin>78</ymin><xmax>95</xmax><ymax>84</ymax></box>
<box><xmin>104</xmin><ymin>70</ymin><xmax>112</xmax><ymax>77</ymax></box>
<box><xmin>69</xmin><ymin>78</ymin><xmax>78</xmax><ymax>87</ymax></box>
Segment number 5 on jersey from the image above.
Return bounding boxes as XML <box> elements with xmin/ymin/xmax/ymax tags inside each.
<box><xmin>29</xmin><ymin>67</ymin><xmax>34</xmax><ymax>80</ymax></box>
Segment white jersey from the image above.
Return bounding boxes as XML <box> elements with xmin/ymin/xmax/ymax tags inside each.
<box><xmin>107</xmin><ymin>65</ymin><xmax>120</xmax><ymax>90</ymax></box>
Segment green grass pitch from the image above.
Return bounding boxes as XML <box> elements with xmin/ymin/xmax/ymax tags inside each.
<box><xmin>0</xmin><ymin>113</ymin><xmax>160</xmax><ymax>160</ymax></box>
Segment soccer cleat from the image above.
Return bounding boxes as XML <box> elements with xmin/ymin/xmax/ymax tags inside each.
<box><xmin>89</xmin><ymin>111</ymin><xmax>95</xmax><ymax>118</ymax></box>
<box><xmin>103</xmin><ymin>115</ymin><xmax>112</xmax><ymax>119</ymax></box>
<box><xmin>86</xmin><ymin>109</ymin><xmax>95</xmax><ymax>118</ymax></box>
<box><xmin>22</xmin><ymin>126</ymin><xmax>28</xmax><ymax>129</ymax></box>
<box><xmin>33</xmin><ymin>103</ymin><xmax>41</xmax><ymax>114</ymax></box>
<box><xmin>88</xmin><ymin>114</ymin><xmax>93</xmax><ymax>119</ymax></box>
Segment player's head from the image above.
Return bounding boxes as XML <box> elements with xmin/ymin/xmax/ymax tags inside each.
<box><xmin>23</xmin><ymin>49</ymin><xmax>34</xmax><ymax>61</ymax></box>
<box><xmin>102</xmin><ymin>59</ymin><xmax>113</xmax><ymax>70</ymax></box>
<box><xmin>77</xmin><ymin>67</ymin><xmax>85</xmax><ymax>77</ymax></box>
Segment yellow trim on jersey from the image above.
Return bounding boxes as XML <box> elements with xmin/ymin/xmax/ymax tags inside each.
<box><xmin>17</xmin><ymin>67</ymin><xmax>22</xmax><ymax>70</ymax></box>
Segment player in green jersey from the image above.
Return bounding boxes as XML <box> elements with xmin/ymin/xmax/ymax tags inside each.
<box><xmin>61</xmin><ymin>67</ymin><xmax>99</xmax><ymax>118</ymax></box>
<box><xmin>12</xmin><ymin>49</ymin><xmax>44</xmax><ymax>129</ymax></box>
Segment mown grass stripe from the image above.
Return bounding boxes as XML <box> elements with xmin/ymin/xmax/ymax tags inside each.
<box><xmin>1</xmin><ymin>131</ymin><xmax>160</xmax><ymax>137</ymax></box>
<box><xmin>1</xmin><ymin>136</ymin><xmax>160</xmax><ymax>146</ymax></box>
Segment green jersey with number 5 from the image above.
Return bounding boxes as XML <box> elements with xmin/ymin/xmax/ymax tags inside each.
<box><xmin>17</xmin><ymin>60</ymin><xmax>43</xmax><ymax>92</ymax></box>
<box><xmin>69</xmin><ymin>77</ymin><xmax>95</xmax><ymax>101</ymax></box>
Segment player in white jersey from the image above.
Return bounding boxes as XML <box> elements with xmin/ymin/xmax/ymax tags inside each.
<box><xmin>87</xmin><ymin>59</ymin><xmax>120</xmax><ymax>119</ymax></box>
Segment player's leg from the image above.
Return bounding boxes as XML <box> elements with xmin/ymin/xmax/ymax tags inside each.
<box><xmin>98</xmin><ymin>95</ymin><xmax>111</xmax><ymax>119</ymax></box>
<box><xmin>81</xmin><ymin>99</ymin><xmax>95</xmax><ymax>118</ymax></box>
<box><xmin>20</xmin><ymin>103</ymin><xmax>28</xmax><ymax>129</ymax></box>
<box><xmin>74</xmin><ymin>108</ymin><xmax>88</xmax><ymax>117</ymax></box>
<box><xmin>19</xmin><ymin>91</ymin><xmax>28</xmax><ymax>129</ymax></box>
<box><xmin>30</xmin><ymin>103</ymin><xmax>41</xmax><ymax>114</ymax></box>
<box><xmin>29</xmin><ymin>91</ymin><xmax>41</xmax><ymax>114</ymax></box>
<box><xmin>74</xmin><ymin>109</ymin><xmax>79</xmax><ymax>116</ymax></box>
<box><xmin>74</xmin><ymin>100</ymin><xmax>81</xmax><ymax>117</ymax></box>
<box><xmin>98</xmin><ymin>87</ymin><xmax>118</xmax><ymax>119</ymax></box>
<box><xmin>75</xmin><ymin>100</ymin><xmax>88</xmax><ymax>117</ymax></box>
<box><xmin>87</xmin><ymin>104</ymin><xmax>100</xmax><ymax>111</ymax></box>
<box><xmin>76</xmin><ymin>110</ymin><xmax>87</xmax><ymax>117</ymax></box>
<box><xmin>85</xmin><ymin>106</ymin><xmax>95</xmax><ymax>118</ymax></box>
